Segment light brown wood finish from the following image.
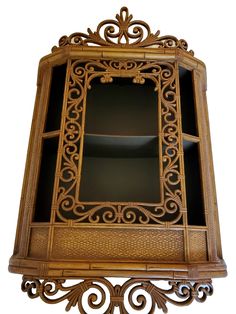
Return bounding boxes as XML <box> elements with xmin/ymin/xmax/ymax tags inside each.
<box><xmin>9</xmin><ymin>7</ymin><xmax>226</xmax><ymax>313</ymax></box>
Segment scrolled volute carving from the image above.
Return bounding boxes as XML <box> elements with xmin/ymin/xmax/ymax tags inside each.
<box><xmin>52</xmin><ymin>7</ymin><xmax>194</xmax><ymax>55</ymax></box>
<box><xmin>22</xmin><ymin>277</ymin><xmax>213</xmax><ymax>313</ymax></box>
<box><xmin>55</xmin><ymin>59</ymin><xmax>183</xmax><ymax>224</ymax></box>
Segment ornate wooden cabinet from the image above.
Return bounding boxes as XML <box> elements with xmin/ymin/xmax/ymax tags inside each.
<box><xmin>9</xmin><ymin>7</ymin><xmax>226</xmax><ymax>313</ymax></box>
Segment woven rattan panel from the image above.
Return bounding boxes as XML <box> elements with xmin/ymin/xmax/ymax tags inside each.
<box><xmin>28</xmin><ymin>228</ymin><xmax>49</xmax><ymax>259</ymax></box>
<box><xmin>189</xmin><ymin>231</ymin><xmax>208</xmax><ymax>261</ymax></box>
<box><xmin>51</xmin><ymin>227</ymin><xmax>184</xmax><ymax>261</ymax></box>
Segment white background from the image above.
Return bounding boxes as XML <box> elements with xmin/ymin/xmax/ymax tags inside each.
<box><xmin>0</xmin><ymin>0</ymin><xmax>235</xmax><ymax>313</ymax></box>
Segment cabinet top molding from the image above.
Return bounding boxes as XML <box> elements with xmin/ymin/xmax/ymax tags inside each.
<box><xmin>52</xmin><ymin>7</ymin><xmax>194</xmax><ymax>55</ymax></box>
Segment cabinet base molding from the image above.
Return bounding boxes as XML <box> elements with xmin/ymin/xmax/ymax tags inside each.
<box><xmin>21</xmin><ymin>276</ymin><xmax>213</xmax><ymax>313</ymax></box>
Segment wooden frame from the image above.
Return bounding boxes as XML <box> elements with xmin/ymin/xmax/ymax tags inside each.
<box><xmin>9</xmin><ymin>7</ymin><xmax>226</xmax><ymax>313</ymax></box>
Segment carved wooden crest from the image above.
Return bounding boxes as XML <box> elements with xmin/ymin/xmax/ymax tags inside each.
<box><xmin>52</xmin><ymin>7</ymin><xmax>194</xmax><ymax>55</ymax></box>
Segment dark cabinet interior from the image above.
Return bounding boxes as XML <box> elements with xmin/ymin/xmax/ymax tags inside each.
<box><xmin>179</xmin><ymin>66</ymin><xmax>205</xmax><ymax>226</ymax></box>
<box><xmin>80</xmin><ymin>77</ymin><xmax>160</xmax><ymax>203</ymax></box>
<box><xmin>85</xmin><ymin>77</ymin><xmax>158</xmax><ymax>135</ymax></box>
<box><xmin>179</xmin><ymin>66</ymin><xmax>198</xmax><ymax>136</ymax></box>
<box><xmin>33</xmin><ymin>65</ymin><xmax>207</xmax><ymax>226</ymax></box>
<box><xmin>183</xmin><ymin>140</ymin><xmax>205</xmax><ymax>225</ymax></box>
<box><xmin>44</xmin><ymin>63</ymin><xmax>67</xmax><ymax>132</ymax></box>
<box><xmin>34</xmin><ymin>136</ymin><xmax>59</xmax><ymax>222</ymax></box>
<box><xmin>34</xmin><ymin>63</ymin><xmax>67</xmax><ymax>222</ymax></box>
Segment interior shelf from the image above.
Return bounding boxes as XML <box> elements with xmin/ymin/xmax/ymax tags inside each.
<box><xmin>182</xmin><ymin>132</ymin><xmax>199</xmax><ymax>143</ymax></box>
<box><xmin>85</xmin><ymin>77</ymin><xmax>158</xmax><ymax>135</ymax></box>
<box><xmin>42</xmin><ymin>130</ymin><xmax>60</xmax><ymax>139</ymax></box>
<box><xmin>83</xmin><ymin>134</ymin><xmax>158</xmax><ymax>157</ymax></box>
<box><xmin>80</xmin><ymin>133</ymin><xmax>160</xmax><ymax>202</ymax></box>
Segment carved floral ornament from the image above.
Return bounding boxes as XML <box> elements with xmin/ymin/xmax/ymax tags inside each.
<box><xmin>52</xmin><ymin>7</ymin><xmax>194</xmax><ymax>55</ymax></box>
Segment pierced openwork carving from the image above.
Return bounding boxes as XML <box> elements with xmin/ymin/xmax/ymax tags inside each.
<box><xmin>22</xmin><ymin>277</ymin><xmax>213</xmax><ymax>313</ymax></box>
<box><xmin>53</xmin><ymin>7</ymin><xmax>193</xmax><ymax>55</ymax></box>
<box><xmin>55</xmin><ymin>59</ymin><xmax>184</xmax><ymax>224</ymax></box>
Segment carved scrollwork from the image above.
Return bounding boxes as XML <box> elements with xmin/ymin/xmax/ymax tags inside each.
<box><xmin>55</xmin><ymin>59</ymin><xmax>183</xmax><ymax>224</ymax></box>
<box><xmin>52</xmin><ymin>7</ymin><xmax>193</xmax><ymax>55</ymax></box>
<box><xmin>22</xmin><ymin>277</ymin><xmax>213</xmax><ymax>313</ymax></box>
